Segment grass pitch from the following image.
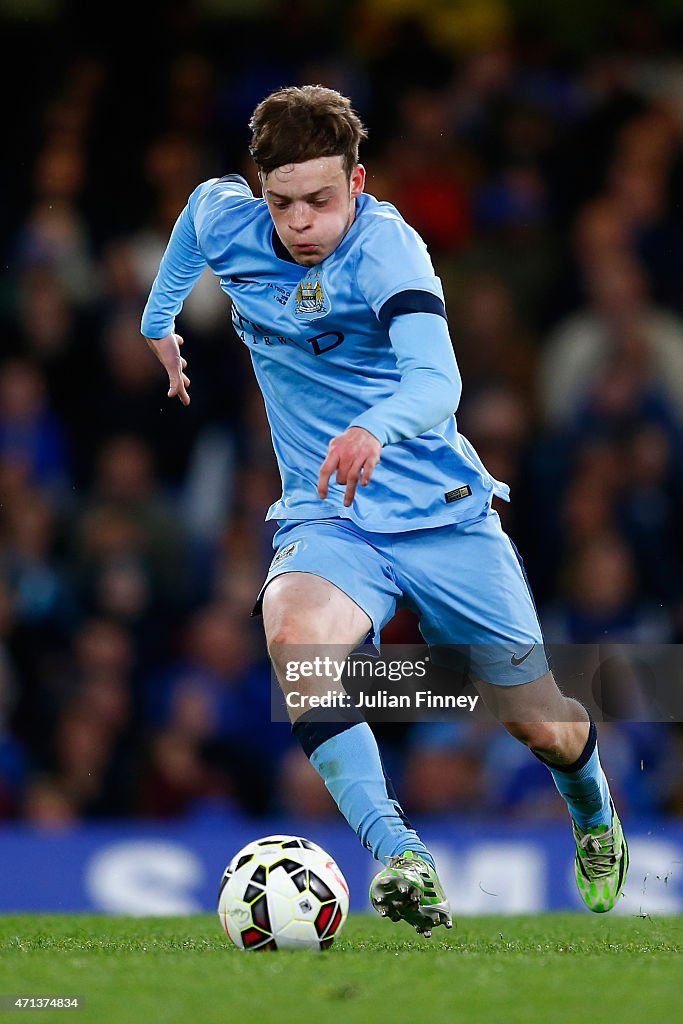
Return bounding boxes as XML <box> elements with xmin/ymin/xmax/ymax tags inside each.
<box><xmin>2</xmin><ymin>913</ymin><xmax>681</xmax><ymax>1024</ymax></box>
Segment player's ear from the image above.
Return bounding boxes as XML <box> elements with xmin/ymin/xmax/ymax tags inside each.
<box><xmin>350</xmin><ymin>164</ymin><xmax>365</xmax><ymax>198</ymax></box>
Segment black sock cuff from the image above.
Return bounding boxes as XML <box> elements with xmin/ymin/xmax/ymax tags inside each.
<box><xmin>292</xmin><ymin>705</ymin><xmax>365</xmax><ymax>759</ymax></box>
<box><xmin>533</xmin><ymin>718</ymin><xmax>597</xmax><ymax>773</ymax></box>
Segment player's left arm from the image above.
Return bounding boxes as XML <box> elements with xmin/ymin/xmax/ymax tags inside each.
<box><xmin>317</xmin><ymin>311</ymin><xmax>461</xmax><ymax>506</ymax></box>
<box><xmin>350</xmin><ymin>310</ymin><xmax>461</xmax><ymax>443</ymax></box>
<box><xmin>317</xmin><ymin>425</ymin><xmax>383</xmax><ymax>508</ymax></box>
<box><xmin>318</xmin><ymin>213</ymin><xmax>462</xmax><ymax>507</ymax></box>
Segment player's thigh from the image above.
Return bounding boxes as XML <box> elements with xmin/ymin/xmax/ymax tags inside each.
<box><xmin>263</xmin><ymin>572</ymin><xmax>373</xmax><ymax>720</ymax></box>
<box><xmin>257</xmin><ymin>519</ymin><xmax>401</xmax><ymax>649</ymax></box>
<box><xmin>263</xmin><ymin>571</ymin><xmax>372</xmax><ymax>648</ymax></box>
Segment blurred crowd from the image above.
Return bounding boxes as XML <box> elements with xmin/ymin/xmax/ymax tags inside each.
<box><xmin>2</xmin><ymin>0</ymin><xmax>683</xmax><ymax>828</ymax></box>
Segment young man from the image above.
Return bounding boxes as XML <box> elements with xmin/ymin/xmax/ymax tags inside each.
<box><xmin>141</xmin><ymin>85</ymin><xmax>628</xmax><ymax>935</ymax></box>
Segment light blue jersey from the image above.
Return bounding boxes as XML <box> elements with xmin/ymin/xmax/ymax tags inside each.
<box><xmin>141</xmin><ymin>175</ymin><xmax>509</xmax><ymax>532</ymax></box>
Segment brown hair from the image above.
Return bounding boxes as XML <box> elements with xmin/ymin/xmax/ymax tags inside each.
<box><xmin>249</xmin><ymin>85</ymin><xmax>367</xmax><ymax>178</ymax></box>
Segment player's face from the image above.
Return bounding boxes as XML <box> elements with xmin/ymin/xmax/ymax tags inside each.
<box><xmin>261</xmin><ymin>156</ymin><xmax>366</xmax><ymax>266</ymax></box>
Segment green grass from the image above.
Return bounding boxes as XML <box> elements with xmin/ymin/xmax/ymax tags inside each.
<box><xmin>1</xmin><ymin>913</ymin><xmax>681</xmax><ymax>1024</ymax></box>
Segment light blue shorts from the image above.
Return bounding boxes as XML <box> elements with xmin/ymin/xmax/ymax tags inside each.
<box><xmin>253</xmin><ymin>509</ymin><xmax>548</xmax><ymax>687</ymax></box>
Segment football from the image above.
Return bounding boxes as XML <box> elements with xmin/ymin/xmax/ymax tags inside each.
<box><xmin>217</xmin><ymin>834</ymin><xmax>350</xmax><ymax>951</ymax></box>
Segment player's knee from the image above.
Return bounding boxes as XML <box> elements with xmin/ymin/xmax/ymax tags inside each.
<box><xmin>504</xmin><ymin>720</ymin><xmax>564</xmax><ymax>754</ymax></box>
<box><xmin>266</xmin><ymin>620</ymin><xmax>325</xmax><ymax>670</ymax></box>
<box><xmin>267</xmin><ymin>624</ymin><xmax>302</xmax><ymax>666</ymax></box>
<box><xmin>264</xmin><ymin>590</ymin><xmax>317</xmax><ymax>658</ymax></box>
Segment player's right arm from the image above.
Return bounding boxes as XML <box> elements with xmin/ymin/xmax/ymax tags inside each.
<box><xmin>140</xmin><ymin>192</ymin><xmax>210</xmax><ymax>405</ymax></box>
<box><xmin>142</xmin><ymin>176</ymin><xmax>256</xmax><ymax>404</ymax></box>
<box><xmin>144</xmin><ymin>173</ymin><xmax>260</xmax><ymax>405</ymax></box>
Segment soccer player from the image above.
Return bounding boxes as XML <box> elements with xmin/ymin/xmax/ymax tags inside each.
<box><xmin>141</xmin><ymin>85</ymin><xmax>628</xmax><ymax>935</ymax></box>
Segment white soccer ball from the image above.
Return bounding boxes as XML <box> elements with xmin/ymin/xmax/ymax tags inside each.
<box><xmin>217</xmin><ymin>834</ymin><xmax>350</xmax><ymax>951</ymax></box>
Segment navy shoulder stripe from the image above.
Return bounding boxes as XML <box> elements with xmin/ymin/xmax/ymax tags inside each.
<box><xmin>378</xmin><ymin>289</ymin><xmax>447</xmax><ymax>329</ymax></box>
<box><xmin>217</xmin><ymin>173</ymin><xmax>251</xmax><ymax>190</ymax></box>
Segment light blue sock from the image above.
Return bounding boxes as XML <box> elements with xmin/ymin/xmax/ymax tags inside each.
<box><xmin>539</xmin><ymin>721</ymin><xmax>613</xmax><ymax>829</ymax></box>
<box><xmin>294</xmin><ymin>714</ymin><xmax>434</xmax><ymax>867</ymax></box>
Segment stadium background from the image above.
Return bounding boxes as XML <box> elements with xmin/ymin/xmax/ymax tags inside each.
<box><xmin>1</xmin><ymin>0</ymin><xmax>683</xmax><ymax>913</ymax></box>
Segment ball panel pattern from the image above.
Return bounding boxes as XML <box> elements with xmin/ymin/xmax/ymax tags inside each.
<box><xmin>217</xmin><ymin>835</ymin><xmax>349</xmax><ymax>952</ymax></box>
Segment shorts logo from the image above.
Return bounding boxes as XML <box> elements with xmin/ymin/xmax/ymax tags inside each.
<box><xmin>271</xmin><ymin>541</ymin><xmax>299</xmax><ymax>568</ymax></box>
<box><xmin>511</xmin><ymin>645</ymin><xmax>536</xmax><ymax>666</ymax></box>
<box><xmin>295</xmin><ymin>270</ymin><xmax>330</xmax><ymax>318</ymax></box>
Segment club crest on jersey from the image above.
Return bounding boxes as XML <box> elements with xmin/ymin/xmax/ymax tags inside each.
<box><xmin>295</xmin><ymin>270</ymin><xmax>330</xmax><ymax>318</ymax></box>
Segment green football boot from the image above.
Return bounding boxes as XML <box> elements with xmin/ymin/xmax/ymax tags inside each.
<box><xmin>369</xmin><ymin>851</ymin><xmax>452</xmax><ymax>937</ymax></box>
<box><xmin>573</xmin><ymin>802</ymin><xmax>629</xmax><ymax>913</ymax></box>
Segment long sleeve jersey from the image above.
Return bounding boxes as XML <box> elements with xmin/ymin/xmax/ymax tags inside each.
<box><xmin>141</xmin><ymin>175</ymin><xmax>509</xmax><ymax>531</ymax></box>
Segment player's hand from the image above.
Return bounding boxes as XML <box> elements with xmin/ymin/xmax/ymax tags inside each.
<box><xmin>318</xmin><ymin>427</ymin><xmax>381</xmax><ymax>507</ymax></box>
<box><xmin>145</xmin><ymin>332</ymin><xmax>191</xmax><ymax>406</ymax></box>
